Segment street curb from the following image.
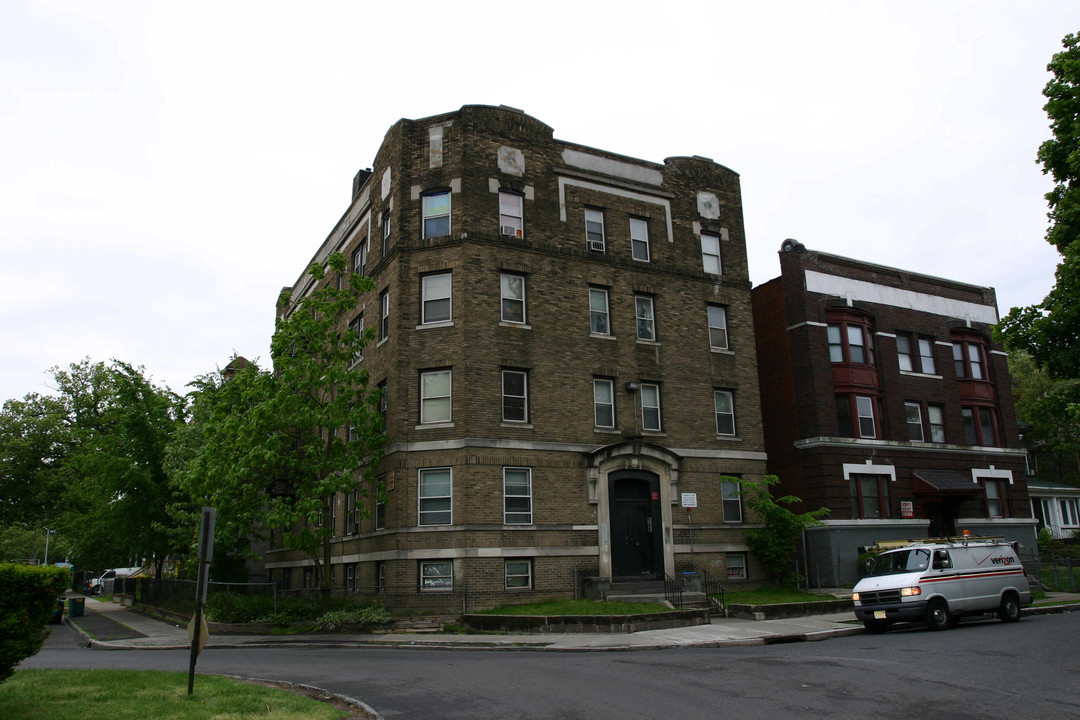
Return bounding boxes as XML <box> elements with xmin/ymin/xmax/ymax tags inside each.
<box><xmin>215</xmin><ymin>675</ymin><xmax>384</xmax><ymax>720</ymax></box>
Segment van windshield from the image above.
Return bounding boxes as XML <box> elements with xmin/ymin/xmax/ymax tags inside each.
<box><xmin>866</xmin><ymin>549</ymin><xmax>930</xmax><ymax>577</ymax></box>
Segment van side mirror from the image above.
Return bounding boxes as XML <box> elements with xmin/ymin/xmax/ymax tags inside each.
<box><xmin>933</xmin><ymin>551</ymin><xmax>951</xmax><ymax>569</ymax></box>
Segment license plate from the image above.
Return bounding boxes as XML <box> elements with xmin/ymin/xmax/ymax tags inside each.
<box><xmin>874</xmin><ymin>611</ymin><xmax>887</xmax><ymax>619</ymax></box>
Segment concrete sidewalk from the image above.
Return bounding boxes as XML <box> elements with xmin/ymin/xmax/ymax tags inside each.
<box><xmin>65</xmin><ymin>593</ymin><xmax>1080</xmax><ymax>653</ymax></box>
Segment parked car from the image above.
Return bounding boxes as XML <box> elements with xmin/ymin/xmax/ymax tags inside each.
<box><xmin>852</xmin><ymin>538</ymin><xmax>1032</xmax><ymax>634</ymax></box>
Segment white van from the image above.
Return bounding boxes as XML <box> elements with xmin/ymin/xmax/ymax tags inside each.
<box><xmin>852</xmin><ymin>538</ymin><xmax>1032</xmax><ymax>634</ymax></box>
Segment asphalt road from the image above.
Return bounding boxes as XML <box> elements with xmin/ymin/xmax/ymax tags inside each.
<box><xmin>24</xmin><ymin>612</ymin><xmax>1080</xmax><ymax>719</ymax></box>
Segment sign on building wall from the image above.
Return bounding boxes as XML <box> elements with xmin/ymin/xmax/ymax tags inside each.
<box><xmin>681</xmin><ymin>492</ymin><xmax>698</xmax><ymax>509</ymax></box>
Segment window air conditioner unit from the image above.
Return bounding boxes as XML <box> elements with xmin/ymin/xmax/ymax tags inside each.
<box><xmin>588</xmin><ymin>239</ymin><xmax>605</xmax><ymax>252</ymax></box>
<box><xmin>501</xmin><ymin>225</ymin><xmax>523</xmax><ymax>239</ymax></box>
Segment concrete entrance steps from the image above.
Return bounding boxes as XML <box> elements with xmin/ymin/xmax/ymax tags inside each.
<box><xmin>606</xmin><ymin>579</ymin><xmax>712</xmax><ymax>609</ymax></box>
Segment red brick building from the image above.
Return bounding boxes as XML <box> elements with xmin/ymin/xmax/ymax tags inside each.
<box><xmin>270</xmin><ymin>106</ymin><xmax>769</xmax><ymax>608</ymax></box>
<box><xmin>752</xmin><ymin>240</ymin><xmax>1036</xmax><ymax>586</ymax></box>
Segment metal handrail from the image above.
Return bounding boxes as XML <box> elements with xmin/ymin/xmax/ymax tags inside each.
<box><xmin>663</xmin><ymin>574</ymin><xmax>684</xmax><ymax>608</ymax></box>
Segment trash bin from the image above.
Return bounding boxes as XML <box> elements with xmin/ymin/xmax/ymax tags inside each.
<box><xmin>68</xmin><ymin>597</ymin><xmax>84</xmax><ymax>617</ymax></box>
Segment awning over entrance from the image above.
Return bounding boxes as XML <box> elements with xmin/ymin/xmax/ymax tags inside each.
<box><xmin>913</xmin><ymin>469</ymin><xmax>981</xmax><ymax>496</ymax></box>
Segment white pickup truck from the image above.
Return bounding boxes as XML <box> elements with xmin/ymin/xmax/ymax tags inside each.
<box><xmin>86</xmin><ymin>566</ymin><xmax>143</xmax><ymax>596</ymax></box>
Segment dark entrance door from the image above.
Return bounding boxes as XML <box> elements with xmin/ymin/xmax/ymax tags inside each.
<box><xmin>609</xmin><ymin>472</ymin><xmax>663</xmax><ymax>578</ymax></box>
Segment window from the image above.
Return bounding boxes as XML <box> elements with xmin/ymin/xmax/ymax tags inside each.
<box><xmin>353</xmin><ymin>241</ymin><xmax>367</xmax><ymax>276</ymax></box>
<box><xmin>345</xmin><ymin>563</ymin><xmax>357</xmax><ymax>591</ymax></box>
<box><xmin>420</xmin><ymin>560</ymin><xmax>452</xmax><ymax>590</ymax></box>
<box><xmin>827</xmin><ymin>320</ymin><xmax>875</xmax><ymax>365</ymax></box>
<box><xmin>502</xmin><ymin>369</ymin><xmax>528</xmax><ymax>422</ymax></box>
<box><xmin>376</xmin><ymin>561</ymin><xmax>386</xmax><ymax>590</ymax></box>
<box><xmin>594</xmin><ymin>378</ymin><xmax>615</xmax><ymax>428</ymax></box>
<box><xmin>421</xmin><ymin>272</ymin><xmax>452</xmax><ymax>324</ymax></box>
<box><xmin>928</xmin><ymin>405</ymin><xmax>945</xmax><ymax>443</ymax></box>
<box><xmin>379</xmin><ymin>289</ymin><xmax>390</xmax><ymax>341</ymax></box>
<box><xmin>503</xmin><ymin>467</ymin><xmax>532</xmax><ymax>524</ymax></box>
<box><xmin>346</xmin><ymin>489</ymin><xmax>360</xmax><ymax>534</ymax></box>
<box><xmin>851</xmin><ymin>474</ymin><xmax>891</xmax><ymax>519</ymax></box>
<box><xmin>1061</xmin><ymin>499</ymin><xmax>1079</xmax><ymax>526</ymax></box>
<box><xmin>377</xmin><ymin>379</ymin><xmax>388</xmax><ymax>430</ymax></box>
<box><xmin>348</xmin><ymin>314</ymin><xmax>364</xmax><ymax>365</ymax></box>
<box><xmin>714</xmin><ymin>390</ymin><xmax>736</xmax><ymax>436</ymax></box>
<box><xmin>962</xmin><ymin>406</ymin><xmax>997</xmax><ymax>446</ymax></box>
<box><xmin>896</xmin><ymin>335</ymin><xmax>914</xmax><ymax>372</ymax></box>
<box><xmin>984</xmin><ymin>479</ymin><xmax>1007</xmax><ymax>518</ymax></box>
<box><xmin>726</xmin><ymin>553</ymin><xmax>747</xmax><ymax>580</ymax></box>
<box><xmin>707</xmin><ymin>305</ymin><xmax>729</xmax><ymax>350</ymax></box>
<box><xmin>505</xmin><ymin>559</ymin><xmax>532</xmax><ymax>590</ymax></box>
<box><xmin>501</xmin><ymin>273</ymin><xmax>526</xmax><ymax>324</ymax></box>
<box><xmin>499</xmin><ymin>191</ymin><xmax>523</xmax><ymax>238</ymax></box>
<box><xmin>589</xmin><ymin>287</ymin><xmax>610</xmax><ymax>335</ymax></box>
<box><xmin>952</xmin><ymin>337</ymin><xmax>988</xmax><ymax>380</ymax></box>
<box><xmin>701</xmin><ymin>233</ymin><xmax>721</xmax><ymax>274</ymax></box>
<box><xmin>418</xmin><ymin>468</ymin><xmax>452</xmax><ymax>526</ymax></box>
<box><xmin>585</xmin><ymin>208</ymin><xmax>605</xmax><ymax>251</ymax></box>
<box><xmin>630</xmin><ymin>217</ymin><xmax>650</xmax><ymax>261</ymax></box>
<box><xmin>721</xmin><ymin>479</ymin><xmax>742</xmax><ymax>522</ymax></box>
<box><xmin>905</xmin><ymin>402</ymin><xmax>924</xmax><ymax>442</ymax></box>
<box><xmin>640</xmin><ymin>383</ymin><xmax>661</xmax><ymax>431</ymax></box>
<box><xmin>856</xmin><ymin>396</ymin><xmax>876</xmax><ymax>437</ymax></box>
<box><xmin>836</xmin><ymin>395</ymin><xmax>880</xmax><ymax>439</ymax></box>
<box><xmin>375</xmin><ymin>474</ymin><xmax>386</xmax><ymax>530</ymax></box>
<box><xmin>918</xmin><ymin>338</ymin><xmax>936</xmax><ymax>374</ymax></box>
<box><xmin>420</xmin><ymin>369</ymin><xmax>451</xmax><ymax>424</ymax></box>
<box><xmin>422</xmin><ymin>191</ymin><xmax>450</xmax><ymax>238</ymax></box>
<box><xmin>635</xmin><ymin>296</ymin><xmax>656</xmax><ymax>341</ymax></box>
<box><xmin>382</xmin><ymin>210</ymin><xmax>391</xmax><ymax>256</ymax></box>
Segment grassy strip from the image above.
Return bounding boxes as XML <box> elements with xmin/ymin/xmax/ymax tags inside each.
<box><xmin>1</xmin><ymin>669</ymin><xmax>354</xmax><ymax>720</ymax></box>
<box><xmin>719</xmin><ymin>587</ymin><xmax>840</xmax><ymax>605</ymax></box>
<box><xmin>477</xmin><ymin>599</ymin><xmax>672</xmax><ymax>616</ymax></box>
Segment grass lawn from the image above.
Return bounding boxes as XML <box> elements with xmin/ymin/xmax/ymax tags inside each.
<box><xmin>478</xmin><ymin>598</ymin><xmax>672</xmax><ymax>615</ymax></box>
<box><xmin>1</xmin><ymin>669</ymin><xmax>370</xmax><ymax>720</ymax></box>
<box><xmin>718</xmin><ymin>587</ymin><xmax>841</xmax><ymax>605</ymax></box>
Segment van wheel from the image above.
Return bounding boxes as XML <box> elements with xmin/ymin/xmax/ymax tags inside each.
<box><xmin>998</xmin><ymin>592</ymin><xmax>1021</xmax><ymax>623</ymax></box>
<box><xmin>926</xmin><ymin>599</ymin><xmax>950</xmax><ymax>631</ymax></box>
<box><xmin>863</xmin><ymin>620</ymin><xmax>888</xmax><ymax>634</ymax></box>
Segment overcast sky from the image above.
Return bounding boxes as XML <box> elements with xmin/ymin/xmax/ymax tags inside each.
<box><xmin>1</xmin><ymin>1</ymin><xmax>1076</xmax><ymax>404</ymax></box>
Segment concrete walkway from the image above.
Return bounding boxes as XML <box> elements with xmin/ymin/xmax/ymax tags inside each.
<box><xmin>64</xmin><ymin>592</ymin><xmax>1080</xmax><ymax>652</ymax></box>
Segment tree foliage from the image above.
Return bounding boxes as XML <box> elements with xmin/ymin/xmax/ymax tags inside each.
<box><xmin>731</xmin><ymin>475</ymin><xmax>829</xmax><ymax>587</ymax></box>
<box><xmin>999</xmin><ymin>32</ymin><xmax>1080</xmax><ymax>378</ymax></box>
<box><xmin>173</xmin><ymin>253</ymin><xmax>385</xmax><ymax>608</ymax></box>
<box><xmin>0</xmin><ymin>360</ymin><xmax>187</xmax><ymax>574</ymax></box>
<box><xmin>1007</xmin><ymin>349</ymin><xmax>1080</xmax><ymax>486</ymax></box>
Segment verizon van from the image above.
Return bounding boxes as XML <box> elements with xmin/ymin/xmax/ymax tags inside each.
<box><xmin>852</xmin><ymin>538</ymin><xmax>1031</xmax><ymax>634</ymax></box>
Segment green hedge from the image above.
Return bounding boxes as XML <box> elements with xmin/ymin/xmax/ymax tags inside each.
<box><xmin>0</xmin><ymin>564</ymin><xmax>70</xmax><ymax>683</ymax></box>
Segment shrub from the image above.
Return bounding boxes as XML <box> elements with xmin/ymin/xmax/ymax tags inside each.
<box><xmin>0</xmin><ymin>564</ymin><xmax>70</xmax><ymax>683</ymax></box>
<box><xmin>312</xmin><ymin>604</ymin><xmax>390</xmax><ymax>631</ymax></box>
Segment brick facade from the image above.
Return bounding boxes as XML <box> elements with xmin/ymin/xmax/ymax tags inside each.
<box><xmin>267</xmin><ymin>106</ymin><xmax>768</xmax><ymax>608</ymax></box>
<box><xmin>752</xmin><ymin>240</ymin><xmax>1036</xmax><ymax>586</ymax></box>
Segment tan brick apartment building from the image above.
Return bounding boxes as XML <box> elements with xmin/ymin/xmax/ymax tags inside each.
<box><xmin>752</xmin><ymin>240</ymin><xmax>1037</xmax><ymax>586</ymax></box>
<box><xmin>268</xmin><ymin>105</ymin><xmax>768</xmax><ymax>608</ymax></box>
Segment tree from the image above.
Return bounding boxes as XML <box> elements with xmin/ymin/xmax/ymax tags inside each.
<box><xmin>0</xmin><ymin>360</ymin><xmax>187</xmax><ymax>574</ymax></box>
<box><xmin>999</xmin><ymin>32</ymin><xmax>1080</xmax><ymax>378</ymax></box>
<box><xmin>174</xmin><ymin>253</ymin><xmax>385</xmax><ymax>609</ymax></box>
<box><xmin>731</xmin><ymin>475</ymin><xmax>829</xmax><ymax>587</ymax></box>
<box><xmin>1007</xmin><ymin>349</ymin><xmax>1080</xmax><ymax>486</ymax></box>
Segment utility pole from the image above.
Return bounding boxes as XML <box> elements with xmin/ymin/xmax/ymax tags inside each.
<box><xmin>43</xmin><ymin>528</ymin><xmax>55</xmax><ymax>565</ymax></box>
